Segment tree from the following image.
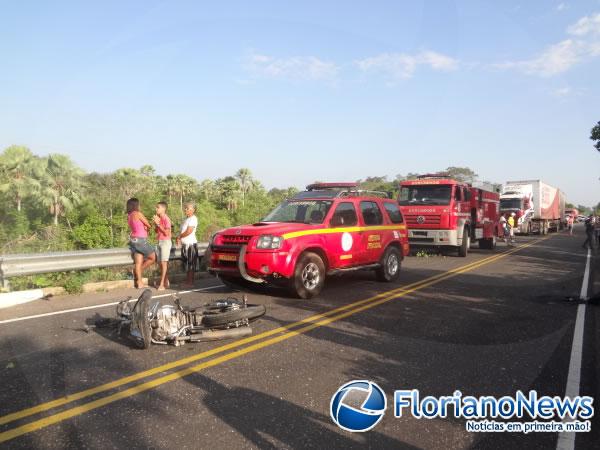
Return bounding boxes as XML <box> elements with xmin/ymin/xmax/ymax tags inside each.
<box><xmin>198</xmin><ymin>179</ymin><xmax>217</xmax><ymax>202</ymax></box>
<box><xmin>215</xmin><ymin>176</ymin><xmax>241</xmax><ymax>211</ymax></box>
<box><xmin>113</xmin><ymin>168</ymin><xmax>147</xmax><ymax>200</ymax></box>
<box><xmin>40</xmin><ymin>154</ymin><xmax>83</xmax><ymax>225</ymax></box>
<box><xmin>268</xmin><ymin>187</ymin><xmax>299</xmax><ymax>204</ymax></box>
<box><xmin>444</xmin><ymin>166</ymin><xmax>478</xmax><ymax>183</ymax></box>
<box><xmin>235</xmin><ymin>168</ymin><xmax>257</xmax><ymax>207</ymax></box>
<box><xmin>168</xmin><ymin>174</ymin><xmax>198</xmax><ymax>213</ymax></box>
<box><xmin>395</xmin><ymin>173</ymin><xmax>419</xmax><ymax>181</ymax></box>
<box><xmin>591</xmin><ymin>121</ymin><xmax>600</xmax><ymax>152</ymax></box>
<box><xmin>0</xmin><ymin>145</ymin><xmax>41</xmax><ymax>211</ymax></box>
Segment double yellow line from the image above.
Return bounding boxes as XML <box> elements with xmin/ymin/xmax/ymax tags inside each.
<box><xmin>0</xmin><ymin>237</ymin><xmax>548</xmax><ymax>443</ymax></box>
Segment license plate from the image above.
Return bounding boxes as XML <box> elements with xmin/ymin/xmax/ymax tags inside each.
<box><xmin>218</xmin><ymin>254</ymin><xmax>237</xmax><ymax>262</ymax></box>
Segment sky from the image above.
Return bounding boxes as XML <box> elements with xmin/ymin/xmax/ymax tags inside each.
<box><xmin>1</xmin><ymin>1</ymin><xmax>599</xmax><ymax>206</ymax></box>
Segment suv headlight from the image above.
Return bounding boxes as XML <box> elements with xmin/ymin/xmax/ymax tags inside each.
<box><xmin>256</xmin><ymin>235</ymin><xmax>283</xmax><ymax>249</ymax></box>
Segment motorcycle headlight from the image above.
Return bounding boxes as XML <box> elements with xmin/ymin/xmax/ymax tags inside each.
<box><xmin>256</xmin><ymin>235</ymin><xmax>283</xmax><ymax>249</ymax></box>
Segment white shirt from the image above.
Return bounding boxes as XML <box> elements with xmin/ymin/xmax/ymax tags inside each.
<box><xmin>180</xmin><ymin>215</ymin><xmax>198</xmax><ymax>246</ymax></box>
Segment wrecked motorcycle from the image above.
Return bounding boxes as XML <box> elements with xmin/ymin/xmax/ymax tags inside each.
<box><xmin>102</xmin><ymin>288</ymin><xmax>266</xmax><ymax>349</ymax></box>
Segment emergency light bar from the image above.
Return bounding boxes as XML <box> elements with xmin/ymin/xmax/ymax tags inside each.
<box><xmin>306</xmin><ymin>182</ymin><xmax>359</xmax><ymax>191</ymax></box>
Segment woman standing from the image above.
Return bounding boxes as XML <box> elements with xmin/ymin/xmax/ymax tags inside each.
<box><xmin>177</xmin><ymin>202</ymin><xmax>199</xmax><ymax>287</ymax></box>
<box><xmin>127</xmin><ymin>198</ymin><xmax>156</xmax><ymax>288</ymax></box>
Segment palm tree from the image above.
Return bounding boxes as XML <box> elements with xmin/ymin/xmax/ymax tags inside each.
<box><xmin>40</xmin><ymin>154</ymin><xmax>83</xmax><ymax>225</ymax></box>
<box><xmin>235</xmin><ymin>168</ymin><xmax>255</xmax><ymax>207</ymax></box>
<box><xmin>0</xmin><ymin>145</ymin><xmax>41</xmax><ymax>211</ymax></box>
<box><xmin>216</xmin><ymin>176</ymin><xmax>241</xmax><ymax>211</ymax></box>
<box><xmin>114</xmin><ymin>168</ymin><xmax>146</xmax><ymax>201</ymax></box>
<box><xmin>169</xmin><ymin>174</ymin><xmax>198</xmax><ymax>213</ymax></box>
<box><xmin>198</xmin><ymin>179</ymin><xmax>217</xmax><ymax>202</ymax></box>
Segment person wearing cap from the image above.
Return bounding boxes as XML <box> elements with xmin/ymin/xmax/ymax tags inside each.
<box><xmin>507</xmin><ymin>212</ymin><xmax>516</xmax><ymax>244</ymax></box>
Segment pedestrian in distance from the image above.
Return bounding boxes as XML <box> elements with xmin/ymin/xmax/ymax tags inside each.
<box><xmin>127</xmin><ymin>198</ymin><xmax>156</xmax><ymax>289</ymax></box>
<box><xmin>582</xmin><ymin>217</ymin><xmax>595</xmax><ymax>250</ymax></box>
<box><xmin>508</xmin><ymin>212</ymin><xmax>516</xmax><ymax>243</ymax></box>
<box><xmin>177</xmin><ymin>202</ymin><xmax>199</xmax><ymax>288</ymax></box>
<box><xmin>566</xmin><ymin>215</ymin><xmax>574</xmax><ymax>235</ymax></box>
<box><xmin>153</xmin><ymin>201</ymin><xmax>172</xmax><ymax>291</ymax></box>
<box><xmin>499</xmin><ymin>214</ymin><xmax>510</xmax><ymax>245</ymax></box>
<box><xmin>595</xmin><ymin>215</ymin><xmax>600</xmax><ymax>246</ymax></box>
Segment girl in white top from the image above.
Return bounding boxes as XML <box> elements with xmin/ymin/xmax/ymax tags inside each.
<box><xmin>177</xmin><ymin>202</ymin><xmax>199</xmax><ymax>286</ymax></box>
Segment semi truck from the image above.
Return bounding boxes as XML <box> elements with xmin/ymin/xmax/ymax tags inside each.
<box><xmin>499</xmin><ymin>180</ymin><xmax>565</xmax><ymax>235</ymax></box>
<box><xmin>398</xmin><ymin>174</ymin><xmax>500</xmax><ymax>256</ymax></box>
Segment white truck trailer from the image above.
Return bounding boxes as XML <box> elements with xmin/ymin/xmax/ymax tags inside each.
<box><xmin>500</xmin><ymin>180</ymin><xmax>566</xmax><ymax>235</ymax></box>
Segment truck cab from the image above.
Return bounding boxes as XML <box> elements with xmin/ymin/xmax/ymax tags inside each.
<box><xmin>398</xmin><ymin>174</ymin><xmax>499</xmax><ymax>256</ymax></box>
<box><xmin>208</xmin><ymin>183</ymin><xmax>410</xmax><ymax>299</ymax></box>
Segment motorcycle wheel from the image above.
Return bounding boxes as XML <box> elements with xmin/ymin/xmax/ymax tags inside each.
<box><xmin>202</xmin><ymin>304</ymin><xmax>266</xmax><ymax>327</ymax></box>
<box><xmin>131</xmin><ymin>289</ymin><xmax>153</xmax><ymax>349</ymax></box>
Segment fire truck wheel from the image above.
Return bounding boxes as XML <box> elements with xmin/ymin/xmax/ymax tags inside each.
<box><xmin>376</xmin><ymin>246</ymin><xmax>402</xmax><ymax>282</ymax></box>
<box><xmin>458</xmin><ymin>229</ymin><xmax>470</xmax><ymax>257</ymax></box>
<box><xmin>292</xmin><ymin>252</ymin><xmax>325</xmax><ymax>299</ymax></box>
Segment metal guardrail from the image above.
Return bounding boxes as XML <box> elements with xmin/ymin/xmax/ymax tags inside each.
<box><xmin>0</xmin><ymin>243</ymin><xmax>209</xmax><ymax>286</ymax></box>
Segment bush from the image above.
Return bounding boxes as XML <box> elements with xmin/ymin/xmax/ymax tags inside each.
<box><xmin>72</xmin><ymin>210</ymin><xmax>112</xmax><ymax>249</ymax></box>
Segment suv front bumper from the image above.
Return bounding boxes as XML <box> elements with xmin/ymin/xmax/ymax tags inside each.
<box><xmin>208</xmin><ymin>246</ymin><xmax>295</xmax><ymax>282</ymax></box>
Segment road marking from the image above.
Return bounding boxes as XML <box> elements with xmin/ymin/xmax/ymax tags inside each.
<box><xmin>0</xmin><ymin>285</ymin><xmax>224</xmax><ymax>325</ymax></box>
<box><xmin>556</xmin><ymin>247</ymin><xmax>591</xmax><ymax>450</ymax></box>
<box><xmin>0</xmin><ymin>242</ymin><xmax>532</xmax><ymax>428</ymax></box>
<box><xmin>0</xmin><ymin>237</ymin><xmax>549</xmax><ymax>442</ymax></box>
<box><xmin>579</xmin><ymin>247</ymin><xmax>591</xmax><ymax>301</ymax></box>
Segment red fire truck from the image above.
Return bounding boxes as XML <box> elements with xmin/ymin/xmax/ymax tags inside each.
<box><xmin>398</xmin><ymin>174</ymin><xmax>500</xmax><ymax>256</ymax></box>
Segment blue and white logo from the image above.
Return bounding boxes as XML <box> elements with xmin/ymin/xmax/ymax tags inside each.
<box><xmin>330</xmin><ymin>380</ymin><xmax>387</xmax><ymax>432</ymax></box>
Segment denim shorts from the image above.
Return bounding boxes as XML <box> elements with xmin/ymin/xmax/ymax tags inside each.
<box><xmin>129</xmin><ymin>237</ymin><xmax>155</xmax><ymax>259</ymax></box>
<box><xmin>157</xmin><ymin>240</ymin><xmax>172</xmax><ymax>262</ymax></box>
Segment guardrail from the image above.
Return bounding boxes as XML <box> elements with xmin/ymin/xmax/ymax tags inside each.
<box><xmin>0</xmin><ymin>244</ymin><xmax>209</xmax><ymax>287</ymax></box>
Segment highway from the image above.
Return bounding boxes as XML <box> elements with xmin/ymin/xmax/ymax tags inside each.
<box><xmin>0</xmin><ymin>228</ymin><xmax>597</xmax><ymax>449</ymax></box>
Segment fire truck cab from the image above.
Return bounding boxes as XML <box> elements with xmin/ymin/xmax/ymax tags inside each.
<box><xmin>398</xmin><ymin>174</ymin><xmax>500</xmax><ymax>256</ymax></box>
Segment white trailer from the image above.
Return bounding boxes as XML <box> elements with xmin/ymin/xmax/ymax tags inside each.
<box><xmin>500</xmin><ymin>180</ymin><xmax>565</xmax><ymax>235</ymax></box>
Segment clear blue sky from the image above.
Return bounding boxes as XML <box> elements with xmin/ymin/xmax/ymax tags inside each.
<box><xmin>1</xmin><ymin>1</ymin><xmax>599</xmax><ymax>206</ymax></box>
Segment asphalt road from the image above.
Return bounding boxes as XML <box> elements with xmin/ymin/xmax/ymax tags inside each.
<box><xmin>0</xmin><ymin>227</ymin><xmax>598</xmax><ymax>449</ymax></box>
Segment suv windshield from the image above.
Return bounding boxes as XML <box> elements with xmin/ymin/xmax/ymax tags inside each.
<box><xmin>399</xmin><ymin>185</ymin><xmax>452</xmax><ymax>206</ymax></box>
<box><xmin>500</xmin><ymin>198</ymin><xmax>522</xmax><ymax>210</ymax></box>
<box><xmin>262</xmin><ymin>200</ymin><xmax>333</xmax><ymax>224</ymax></box>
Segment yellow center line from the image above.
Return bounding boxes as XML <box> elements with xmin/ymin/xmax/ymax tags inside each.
<box><xmin>0</xmin><ymin>242</ymin><xmax>517</xmax><ymax>427</ymax></box>
<box><xmin>0</xmin><ymin>236</ymin><xmax>550</xmax><ymax>443</ymax></box>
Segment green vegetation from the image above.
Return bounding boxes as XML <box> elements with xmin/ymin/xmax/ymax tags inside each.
<box><xmin>2</xmin><ymin>145</ymin><xmax>596</xmax><ymax>259</ymax></box>
<box><xmin>0</xmin><ymin>146</ymin><xmax>304</xmax><ymax>254</ymax></box>
<box><xmin>591</xmin><ymin>120</ymin><xmax>600</xmax><ymax>153</ymax></box>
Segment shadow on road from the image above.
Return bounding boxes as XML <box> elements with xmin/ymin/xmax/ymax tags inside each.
<box><xmin>184</xmin><ymin>373</ymin><xmax>418</xmax><ymax>450</ymax></box>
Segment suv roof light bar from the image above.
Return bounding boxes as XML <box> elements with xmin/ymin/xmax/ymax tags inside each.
<box><xmin>306</xmin><ymin>182</ymin><xmax>359</xmax><ymax>191</ymax></box>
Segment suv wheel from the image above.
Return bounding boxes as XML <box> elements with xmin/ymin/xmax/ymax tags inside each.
<box><xmin>292</xmin><ymin>252</ymin><xmax>325</xmax><ymax>299</ymax></box>
<box><xmin>376</xmin><ymin>246</ymin><xmax>402</xmax><ymax>282</ymax></box>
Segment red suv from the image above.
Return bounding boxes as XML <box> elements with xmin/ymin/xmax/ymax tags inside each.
<box><xmin>207</xmin><ymin>183</ymin><xmax>410</xmax><ymax>298</ymax></box>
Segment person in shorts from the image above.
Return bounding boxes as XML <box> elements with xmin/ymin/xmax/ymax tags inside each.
<box><xmin>177</xmin><ymin>202</ymin><xmax>199</xmax><ymax>287</ymax></box>
<box><xmin>153</xmin><ymin>201</ymin><xmax>172</xmax><ymax>291</ymax></box>
<box><xmin>127</xmin><ymin>198</ymin><xmax>156</xmax><ymax>288</ymax></box>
